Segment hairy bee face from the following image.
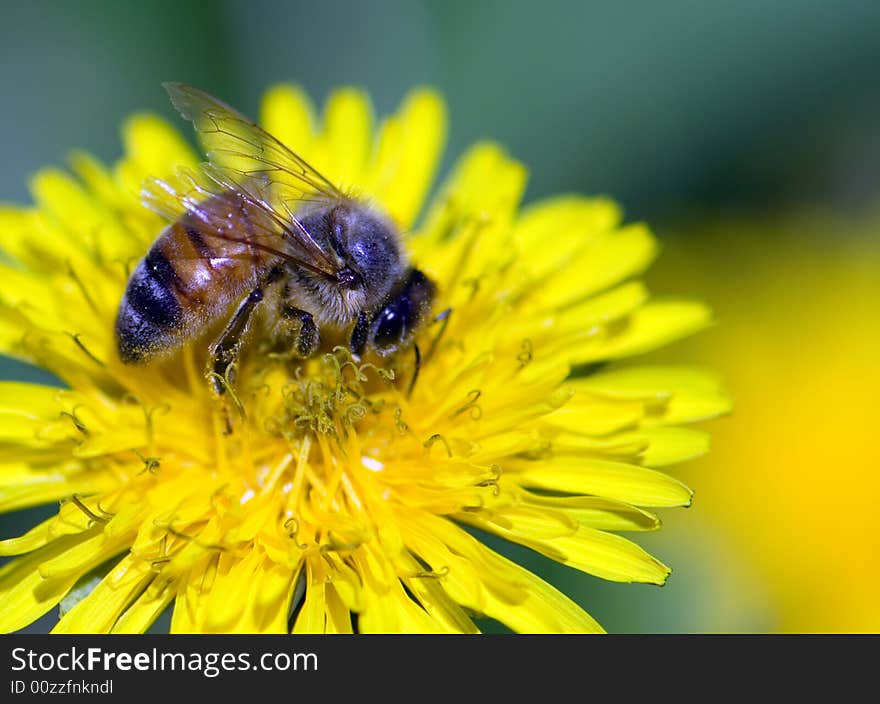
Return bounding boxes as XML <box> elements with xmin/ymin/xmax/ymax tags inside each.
<box><xmin>294</xmin><ymin>202</ymin><xmax>408</xmax><ymax>326</ymax></box>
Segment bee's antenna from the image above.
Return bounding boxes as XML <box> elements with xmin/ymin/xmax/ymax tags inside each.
<box><xmin>423</xmin><ymin>308</ymin><xmax>452</xmax><ymax>364</ymax></box>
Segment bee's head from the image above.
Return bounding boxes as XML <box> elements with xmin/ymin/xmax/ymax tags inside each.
<box><xmin>297</xmin><ymin>202</ymin><xmax>407</xmax><ymax>323</ymax></box>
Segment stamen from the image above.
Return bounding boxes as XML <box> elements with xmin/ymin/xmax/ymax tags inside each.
<box><xmin>423</xmin><ymin>433</ymin><xmax>453</xmax><ymax>458</ymax></box>
<box><xmin>95</xmin><ymin>499</ymin><xmax>115</xmax><ymax>519</ymax></box>
<box><xmin>150</xmin><ymin>557</ymin><xmax>172</xmax><ymax>570</ymax></box>
<box><xmin>122</xmin><ymin>394</ymin><xmax>170</xmax><ymax>450</ymax></box>
<box><xmin>319</xmin><ymin>534</ymin><xmax>363</xmax><ymax>554</ymax></box>
<box><xmin>65</xmin><ymin>260</ymin><xmax>99</xmax><ymax>314</ymax></box>
<box><xmin>356</xmin><ymin>362</ymin><xmax>395</xmax><ymax>384</ymax></box>
<box><xmin>154</xmin><ymin>519</ymin><xmax>228</xmax><ymax>553</ymax></box>
<box><xmin>345</xmin><ymin>403</ymin><xmax>367</xmax><ymax>424</ymax></box>
<box><xmin>475</xmin><ymin>464</ymin><xmax>503</xmax><ymax>496</ymax></box>
<box><xmin>517</xmin><ymin>338</ymin><xmax>533</xmax><ymax>368</ymax></box>
<box><xmin>461</xmin><ymin>277</ymin><xmax>481</xmax><ymax>299</ymax></box>
<box><xmin>393</xmin><ymin>408</ymin><xmax>410</xmax><ymax>435</ymax></box>
<box><xmin>63</xmin><ymin>494</ymin><xmax>110</xmax><ymax>525</ymax></box>
<box><xmin>59</xmin><ymin>406</ymin><xmax>90</xmax><ymax>437</ymax></box>
<box><xmin>333</xmin><ymin>347</ymin><xmax>365</xmax><ymax>382</ymax></box>
<box><xmin>64</xmin><ymin>332</ymin><xmax>105</xmax><ymax>368</ymax></box>
<box><xmin>250</xmin><ymin>383</ymin><xmax>272</xmax><ymax>398</ymax></box>
<box><xmin>283</xmin><ymin>517</ymin><xmax>308</xmax><ymax>549</ymax></box>
<box><xmin>132</xmin><ymin>450</ymin><xmax>161</xmax><ymax>475</ymax></box>
<box><xmin>451</xmin><ymin>389</ymin><xmax>483</xmax><ymax>420</ymax></box>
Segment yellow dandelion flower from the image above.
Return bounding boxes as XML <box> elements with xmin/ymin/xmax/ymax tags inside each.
<box><xmin>0</xmin><ymin>85</ymin><xmax>728</xmax><ymax>634</ymax></box>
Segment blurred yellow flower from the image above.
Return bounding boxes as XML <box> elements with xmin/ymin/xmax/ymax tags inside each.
<box><xmin>649</xmin><ymin>212</ymin><xmax>880</xmax><ymax>633</ymax></box>
<box><xmin>0</xmin><ymin>85</ymin><xmax>727</xmax><ymax>633</ymax></box>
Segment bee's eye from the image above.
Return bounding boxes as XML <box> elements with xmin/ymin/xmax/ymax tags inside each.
<box><xmin>328</xmin><ymin>210</ymin><xmax>346</xmax><ymax>254</ymax></box>
<box><xmin>373</xmin><ymin>298</ymin><xmax>410</xmax><ymax>351</ymax></box>
<box><xmin>370</xmin><ymin>268</ymin><xmax>435</xmax><ymax>354</ymax></box>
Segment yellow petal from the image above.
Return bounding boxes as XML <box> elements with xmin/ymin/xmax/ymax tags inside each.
<box><xmin>402</xmin><ymin>513</ymin><xmax>603</xmax><ymax>633</ymax></box>
<box><xmin>52</xmin><ymin>555</ymin><xmax>153</xmax><ymax>633</ymax></box>
<box><xmin>552</xmin><ymin>281</ymin><xmax>649</xmax><ymax>334</ymax></box>
<box><xmin>69</xmin><ymin>151</ymin><xmax>149</xmax><ymax>262</ymax></box>
<box><xmin>358</xmin><ymin>579</ymin><xmax>449</xmax><ymax>634</ymax></box>
<box><xmin>69</xmin><ymin>151</ymin><xmax>120</xmax><ymax>207</ymax></box>
<box><xmin>574</xmin><ymin>365</ymin><xmax>732</xmax><ymax>423</ymax></box>
<box><xmin>30</xmin><ymin>169</ymin><xmax>106</xmax><ymax>251</ymax></box>
<box><xmin>239</xmin><ymin>559</ymin><xmax>298</xmax><ymax>633</ymax></box>
<box><xmin>170</xmin><ymin>552</ymin><xmax>223</xmax><ymax>634</ymax></box>
<box><xmin>0</xmin><ymin>381</ymin><xmax>62</xmax><ymax>420</ymax></box>
<box><xmin>399</xmin><ymin>561</ymin><xmax>479</xmax><ymax>634</ymax></box>
<box><xmin>115</xmin><ymin>114</ymin><xmax>198</xmax><ymax>204</ymax></box>
<box><xmin>0</xmin><ymin>462</ymin><xmax>117</xmax><ymax>513</ymax></box>
<box><xmin>533</xmin><ymin>224</ymin><xmax>657</xmax><ymax>310</ymax></box>
<box><xmin>0</xmin><ymin>531</ymin><xmax>99</xmax><ymax>633</ymax></box>
<box><xmin>260</xmin><ymin>84</ymin><xmax>317</xmax><ymax>159</ymax></box>
<box><xmin>200</xmin><ymin>551</ymin><xmax>295</xmax><ymax>634</ymax></box>
<box><xmin>321</xmin><ymin>88</ymin><xmax>374</xmax><ymax>190</ymax></box>
<box><xmin>635</xmin><ymin>426</ymin><xmax>711</xmax><ymax>466</ymax></box>
<box><xmin>111</xmin><ymin>580</ymin><xmax>175</xmax><ymax>634</ymax></box>
<box><xmin>568</xmin><ymin>299</ymin><xmax>713</xmax><ymax>364</ymax></box>
<box><xmin>512</xmin><ymin>195</ymin><xmax>622</xmax><ymax>278</ymax></box>
<box><xmin>489</xmin><ymin>558</ymin><xmax>604</xmax><ymax>633</ymax></box>
<box><xmin>0</xmin><ymin>206</ymin><xmax>41</xmax><ymax>268</ymax></box>
<box><xmin>0</xmin><ymin>516</ymin><xmax>54</xmax><ymax>556</ymax></box>
<box><xmin>0</xmin><ymin>266</ymin><xmax>59</xmax><ymax>317</ymax></box>
<box><xmin>38</xmin><ymin>504</ymin><xmax>142</xmax><ymax>580</ymax></box>
<box><xmin>370</xmin><ymin>89</ymin><xmax>447</xmax><ymax>229</ymax></box>
<box><xmin>291</xmin><ymin>558</ymin><xmax>352</xmax><ymax>634</ymax></box>
<box><xmin>416</xmin><ymin>143</ymin><xmax>526</xmax><ymax>287</ymax></box>
<box><xmin>543</xmin><ymin>397</ymin><xmax>643</xmax><ymax>436</ymax></box>
<box><xmin>461</xmin><ymin>511</ymin><xmax>669</xmax><ymax>584</ymax></box>
<box><xmin>518</xmin><ymin>492</ymin><xmax>661</xmax><ymax>532</ymax></box>
<box><xmin>511</xmin><ymin>456</ymin><xmax>693</xmax><ymax>507</ymax></box>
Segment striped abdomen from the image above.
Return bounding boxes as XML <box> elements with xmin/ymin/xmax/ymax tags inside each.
<box><xmin>116</xmin><ymin>192</ymin><xmax>277</xmax><ymax>363</ymax></box>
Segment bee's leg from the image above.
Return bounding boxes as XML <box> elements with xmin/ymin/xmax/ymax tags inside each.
<box><xmin>350</xmin><ymin>311</ymin><xmax>369</xmax><ymax>359</ymax></box>
<box><xmin>208</xmin><ymin>286</ymin><xmax>264</xmax><ymax>395</ymax></box>
<box><xmin>279</xmin><ymin>306</ymin><xmax>319</xmax><ymax>357</ymax></box>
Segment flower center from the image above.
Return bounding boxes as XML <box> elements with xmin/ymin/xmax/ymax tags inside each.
<box><xmin>210</xmin><ymin>348</ymin><xmax>408</xmax><ymax>555</ymax></box>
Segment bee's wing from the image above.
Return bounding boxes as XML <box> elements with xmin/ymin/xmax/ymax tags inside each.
<box><xmin>141</xmin><ymin>167</ymin><xmax>339</xmax><ymax>277</ymax></box>
<box><xmin>141</xmin><ymin>166</ymin><xmax>211</xmax><ymax>223</ymax></box>
<box><xmin>155</xmin><ymin>82</ymin><xmax>345</xmax><ymax>275</ymax></box>
<box><xmin>164</xmin><ymin>82</ymin><xmax>343</xmax><ymax>202</ymax></box>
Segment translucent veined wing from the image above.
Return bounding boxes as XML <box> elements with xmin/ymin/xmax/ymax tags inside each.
<box><xmin>141</xmin><ymin>167</ymin><xmax>339</xmax><ymax>277</ymax></box>
<box><xmin>140</xmin><ymin>83</ymin><xmax>348</xmax><ymax>276</ymax></box>
<box><xmin>164</xmin><ymin>82</ymin><xmax>344</xmax><ymax>203</ymax></box>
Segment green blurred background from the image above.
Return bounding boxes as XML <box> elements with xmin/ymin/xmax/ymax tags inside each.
<box><xmin>2</xmin><ymin>0</ymin><xmax>879</xmax><ymax>633</ymax></box>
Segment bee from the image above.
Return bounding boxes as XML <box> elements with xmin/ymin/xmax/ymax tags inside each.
<box><xmin>115</xmin><ymin>83</ymin><xmax>437</xmax><ymax>393</ymax></box>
